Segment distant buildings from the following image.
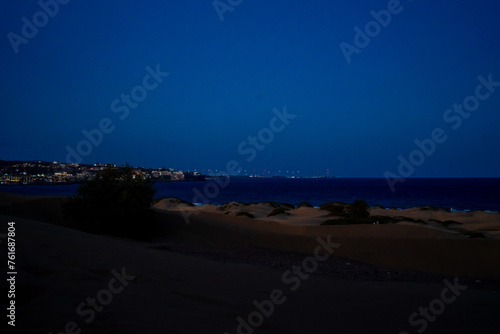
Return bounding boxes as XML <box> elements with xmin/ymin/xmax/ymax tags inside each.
<box><xmin>0</xmin><ymin>160</ymin><xmax>205</xmax><ymax>185</ymax></box>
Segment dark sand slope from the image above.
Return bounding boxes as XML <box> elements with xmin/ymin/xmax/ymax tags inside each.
<box><xmin>157</xmin><ymin>209</ymin><xmax>500</xmax><ymax>278</ymax></box>
<box><xmin>1</xmin><ymin>213</ymin><xmax>499</xmax><ymax>334</ymax></box>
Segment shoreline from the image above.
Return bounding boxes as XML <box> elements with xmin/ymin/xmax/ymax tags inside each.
<box><xmin>2</xmin><ymin>176</ymin><xmax>500</xmax><ymax>213</ymax></box>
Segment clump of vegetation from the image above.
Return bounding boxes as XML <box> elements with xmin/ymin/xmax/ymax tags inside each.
<box><xmin>346</xmin><ymin>200</ymin><xmax>370</xmax><ymax>219</ymax></box>
<box><xmin>62</xmin><ymin>166</ymin><xmax>156</xmax><ymax>240</ymax></box>
<box><xmin>260</xmin><ymin>201</ymin><xmax>294</xmax><ymax>209</ymax></box>
<box><xmin>320</xmin><ymin>200</ymin><xmax>371</xmax><ymax>219</ymax></box>
<box><xmin>320</xmin><ymin>214</ymin><xmax>424</xmax><ymax>226</ymax></box>
<box><xmin>297</xmin><ymin>202</ymin><xmax>313</xmax><ymax>208</ymax></box>
<box><xmin>464</xmin><ymin>232</ymin><xmax>486</xmax><ymax>238</ymax></box>
<box><xmin>320</xmin><ymin>202</ymin><xmax>348</xmax><ymax>216</ymax></box>
<box><xmin>219</xmin><ymin>201</ymin><xmax>248</xmax><ymax>212</ymax></box>
<box><xmin>219</xmin><ymin>202</ymin><xmax>236</xmax><ymax>211</ymax></box>
<box><xmin>172</xmin><ymin>198</ymin><xmax>195</xmax><ymax>206</ymax></box>
<box><xmin>236</xmin><ymin>211</ymin><xmax>255</xmax><ymax>218</ymax></box>
<box><xmin>419</xmin><ymin>206</ymin><xmax>451</xmax><ymax>212</ymax></box>
<box><xmin>429</xmin><ymin>219</ymin><xmax>462</xmax><ymax>227</ymax></box>
<box><xmin>267</xmin><ymin>207</ymin><xmax>291</xmax><ymax>217</ymax></box>
<box><xmin>280</xmin><ymin>202</ymin><xmax>295</xmax><ymax>209</ymax></box>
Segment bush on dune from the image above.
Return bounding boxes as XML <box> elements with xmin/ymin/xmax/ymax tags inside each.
<box><xmin>261</xmin><ymin>201</ymin><xmax>294</xmax><ymax>209</ymax></box>
<box><xmin>236</xmin><ymin>211</ymin><xmax>255</xmax><ymax>218</ymax></box>
<box><xmin>319</xmin><ymin>200</ymin><xmax>370</xmax><ymax>219</ymax></box>
<box><xmin>321</xmin><ymin>213</ymin><xmax>429</xmax><ymax>226</ymax></box>
<box><xmin>267</xmin><ymin>207</ymin><xmax>291</xmax><ymax>217</ymax></box>
<box><xmin>320</xmin><ymin>199</ymin><xmax>371</xmax><ymax>225</ymax></box>
<box><xmin>62</xmin><ymin>166</ymin><xmax>157</xmax><ymax>240</ymax></box>
<box><xmin>319</xmin><ymin>202</ymin><xmax>348</xmax><ymax>216</ymax></box>
<box><xmin>346</xmin><ymin>200</ymin><xmax>370</xmax><ymax>219</ymax></box>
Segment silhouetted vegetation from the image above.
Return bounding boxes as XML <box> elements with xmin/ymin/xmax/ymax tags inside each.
<box><xmin>428</xmin><ymin>219</ymin><xmax>462</xmax><ymax>227</ymax></box>
<box><xmin>297</xmin><ymin>201</ymin><xmax>313</xmax><ymax>208</ymax></box>
<box><xmin>262</xmin><ymin>201</ymin><xmax>294</xmax><ymax>209</ymax></box>
<box><xmin>346</xmin><ymin>200</ymin><xmax>370</xmax><ymax>219</ymax></box>
<box><xmin>320</xmin><ymin>202</ymin><xmax>348</xmax><ymax>216</ymax></box>
<box><xmin>465</xmin><ymin>232</ymin><xmax>486</xmax><ymax>238</ymax></box>
<box><xmin>321</xmin><ymin>215</ymin><xmax>424</xmax><ymax>226</ymax></box>
<box><xmin>420</xmin><ymin>206</ymin><xmax>451</xmax><ymax>212</ymax></box>
<box><xmin>219</xmin><ymin>202</ymin><xmax>247</xmax><ymax>212</ymax></box>
<box><xmin>319</xmin><ymin>200</ymin><xmax>370</xmax><ymax>219</ymax></box>
<box><xmin>236</xmin><ymin>211</ymin><xmax>255</xmax><ymax>218</ymax></box>
<box><xmin>62</xmin><ymin>166</ymin><xmax>156</xmax><ymax>240</ymax></box>
<box><xmin>267</xmin><ymin>207</ymin><xmax>291</xmax><ymax>217</ymax></box>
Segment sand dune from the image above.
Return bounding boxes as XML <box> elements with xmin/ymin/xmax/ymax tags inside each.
<box><xmin>2</xmin><ymin>193</ymin><xmax>500</xmax><ymax>333</ymax></box>
<box><xmin>151</xmin><ymin>198</ymin><xmax>500</xmax><ymax>277</ymax></box>
<box><xmin>154</xmin><ymin>198</ymin><xmax>500</xmax><ymax>238</ymax></box>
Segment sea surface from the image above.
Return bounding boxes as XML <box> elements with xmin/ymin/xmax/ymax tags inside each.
<box><xmin>1</xmin><ymin>178</ymin><xmax>499</xmax><ymax>212</ymax></box>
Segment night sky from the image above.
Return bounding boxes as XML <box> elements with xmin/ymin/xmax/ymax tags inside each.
<box><xmin>1</xmin><ymin>0</ymin><xmax>500</xmax><ymax>177</ymax></box>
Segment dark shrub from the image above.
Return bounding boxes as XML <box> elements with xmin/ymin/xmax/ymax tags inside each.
<box><xmin>429</xmin><ymin>219</ymin><xmax>462</xmax><ymax>227</ymax></box>
<box><xmin>267</xmin><ymin>207</ymin><xmax>291</xmax><ymax>217</ymax></box>
<box><xmin>172</xmin><ymin>197</ymin><xmax>195</xmax><ymax>206</ymax></box>
<box><xmin>319</xmin><ymin>202</ymin><xmax>348</xmax><ymax>216</ymax></box>
<box><xmin>321</xmin><ymin>215</ymin><xmax>400</xmax><ymax>226</ymax></box>
<box><xmin>236</xmin><ymin>211</ymin><xmax>255</xmax><ymax>218</ymax></box>
<box><xmin>297</xmin><ymin>202</ymin><xmax>313</xmax><ymax>208</ymax></box>
<box><xmin>280</xmin><ymin>202</ymin><xmax>295</xmax><ymax>209</ymax></box>
<box><xmin>62</xmin><ymin>166</ymin><xmax>156</xmax><ymax>240</ymax></box>
<box><xmin>261</xmin><ymin>201</ymin><xmax>294</xmax><ymax>209</ymax></box>
<box><xmin>466</xmin><ymin>232</ymin><xmax>486</xmax><ymax>238</ymax></box>
<box><xmin>346</xmin><ymin>200</ymin><xmax>370</xmax><ymax>219</ymax></box>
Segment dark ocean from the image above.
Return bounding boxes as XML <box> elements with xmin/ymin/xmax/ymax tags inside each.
<box><xmin>1</xmin><ymin>178</ymin><xmax>499</xmax><ymax>212</ymax></box>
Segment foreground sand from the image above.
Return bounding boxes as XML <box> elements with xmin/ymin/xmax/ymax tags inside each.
<box><xmin>2</xmin><ymin>193</ymin><xmax>500</xmax><ymax>333</ymax></box>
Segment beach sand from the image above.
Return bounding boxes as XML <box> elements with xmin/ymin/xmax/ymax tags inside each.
<box><xmin>2</xmin><ymin>194</ymin><xmax>500</xmax><ymax>333</ymax></box>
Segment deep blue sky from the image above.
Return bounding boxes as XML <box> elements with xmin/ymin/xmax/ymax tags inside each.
<box><xmin>1</xmin><ymin>0</ymin><xmax>499</xmax><ymax>177</ymax></box>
